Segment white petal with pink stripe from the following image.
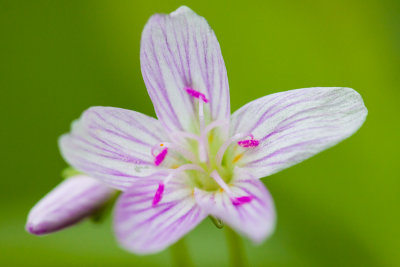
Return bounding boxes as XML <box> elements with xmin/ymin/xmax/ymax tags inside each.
<box><xmin>114</xmin><ymin>176</ymin><xmax>207</xmax><ymax>254</ymax></box>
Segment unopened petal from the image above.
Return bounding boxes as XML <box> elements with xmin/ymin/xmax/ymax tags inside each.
<box><xmin>141</xmin><ymin>6</ymin><xmax>230</xmax><ymax>133</ymax></box>
<box><xmin>195</xmin><ymin>176</ymin><xmax>276</xmax><ymax>243</ymax></box>
<box><xmin>230</xmin><ymin>87</ymin><xmax>367</xmax><ymax>178</ymax></box>
<box><xmin>26</xmin><ymin>175</ymin><xmax>115</xmax><ymax>235</ymax></box>
<box><xmin>59</xmin><ymin>107</ymin><xmax>167</xmax><ymax>190</ymax></box>
<box><xmin>114</xmin><ymin>175</ymin><xmax>206</xmax><ymax>254</ymax></box>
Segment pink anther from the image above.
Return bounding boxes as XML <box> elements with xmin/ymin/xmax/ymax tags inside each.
<box><xmin>185</xmin><ymin>88</ymin><xmax>209</xmax><ymax>103</ymax></box>
<box><xmin>231</xmin><ymin>196</ymin><xmax>253</xmax><ymax>206</ymax></box>
<box><xmin>154</xmin><ymin>148</ymin><xmax>168</xmax><ymax>166</ymax></box>
<box><xmin>237</xmin><ymin>139</ymin><xmax>259</xmax><ymax>148</ymax></box>
<box><xmin>152</xmin><ymin>183</ymin><xmax>165</xmax><ymax>206</ymax></box>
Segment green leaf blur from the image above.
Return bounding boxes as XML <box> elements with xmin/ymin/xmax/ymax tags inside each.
<box><xmin>1</xmin><ymin>0</ymin><xmax>399</xmax><ymax>266</ymax></box>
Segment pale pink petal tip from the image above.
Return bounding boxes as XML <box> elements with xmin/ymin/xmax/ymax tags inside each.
<box><xmin>141</xmin><ymin>6</ymin><xmax>230</xmax><ymax>133</ymax></box>
<box><xmin>25</xmin><ymin>222</ymin><xmax>53</xmax><ymax>235</ymax></box>
<box><xmin>152</xmin><ymin>183</ymin><xmax>165</xmax><ymax>206</ymax></box>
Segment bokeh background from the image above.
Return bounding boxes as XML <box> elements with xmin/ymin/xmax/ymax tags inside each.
<box><xmin>1</xmin><ymin>0</ymin><xmax>399</xmax><ymax>266</ymax></box>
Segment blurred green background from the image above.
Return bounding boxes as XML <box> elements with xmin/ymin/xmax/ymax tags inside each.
<box><xmin>1</xmin><ymin>0</ymin><xmax>399</xmax><ymax>266</ymax></box>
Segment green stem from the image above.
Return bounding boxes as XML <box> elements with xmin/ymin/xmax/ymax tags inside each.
<box><xmin>170</xmin><ymin>238</ymin><xmax>194</xmax><ymax>267</ymax></box>
<box><xmin>225</xmin><ymin>227</ymin><xmax>247</xmax><ymax>267</ymax></box>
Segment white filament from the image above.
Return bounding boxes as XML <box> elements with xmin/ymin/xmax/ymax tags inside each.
<box><xmin>210</xmin><ymin>171</ymin><xmax>233</xmax><ymax>195</ymax></box>
<box><xmin>198</xmin><ymin>101</ymin><xmax>208</xmax><ymax>163</ymax></box>
<box><xmin>153</xmin><ymin>142</ymin><xmax>198</xmax><ymax>163</ymax></box>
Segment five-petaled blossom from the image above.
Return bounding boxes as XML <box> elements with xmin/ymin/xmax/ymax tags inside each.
<box><xmin>26</xmin><ymin>6</ymin><xmax>367</xmax><ymax>254</ymax></box>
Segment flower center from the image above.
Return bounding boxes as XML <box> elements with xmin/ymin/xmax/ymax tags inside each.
<box><xmin>151</xmin><ymin>88</ymin><xmax>259</xmax><ymax>206</ymax></box>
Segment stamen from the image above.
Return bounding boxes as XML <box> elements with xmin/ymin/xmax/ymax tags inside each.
<box><xmin>231</xmin><ymin>196</ymin><xmax>253</xmax><ymax>206</ymax></box>
<box><xmin>237</xmin><ymin>138</ymin><xmax>259</xmax><ymax>148</ymax></box>
<box><xmin>198</xmin><ymin>100</ymin><xmax>207</xmax><ymax>163</ymax></box>
<box><xmin>154</xmin><ymin>148</ymin><xmax>168</xmax><ymax>166</ymax></box>
<box><xmin>210</xmin><ymin>171</ymin><xmax>253</xmax><ymax>206</ymax></box>
<box><xmin>152</xmin><ymin>142</ymin><xmax>197</xmax><ymax>164</ymax></box>
<box><xmin>185</xmin><ymin>87</ymin><xmax>208</xmax><ymax>163</ymax></box>
<box><xmin>152</xmin><ymin>183</ymin><xmax>164</xmax><ymax>206</ymax></box>
<box><xmin>215</xmin><ymin>133</ymin><xmax>254</xmax><ymax>166</ymax></box>
<box><xmin>152</xmin><ymin>164</ymin><xmax>206</xmax><ymax>206</ymax></box>
<box><xmin>185</xmin><ymin>88</ymin><xmax>209</xmax><ymax>103</ymax></box>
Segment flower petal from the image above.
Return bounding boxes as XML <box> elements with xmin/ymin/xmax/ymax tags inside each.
<box><xmin>195</xmin><ymin>176</ymin><xmax>276</xmax><ymax>243</ymax></box>
<box><xmin>59</xmin><ymin>107</ymin><xmax>167</xmax><ymax>190</ymax></box>
<box><xmin>26</xmin><ymin>175</ymin><xmax>115</xmax><ymax>235</ymax></box>
<box><xmin>114</xmin><ymin>175</ymin><xmax>206</xmax><ymax>254</ymax></box>
<box><xmin>230</xmin><ymin>87</ymin><xmax>367</xmax><ymax>178</ymax></box>
<box><xmin>141</xmin><ymin>6</ymin><xmax>230</xmax><ymax>133</ymax></box>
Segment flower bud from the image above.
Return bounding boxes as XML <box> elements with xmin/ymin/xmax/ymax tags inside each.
<box><xmin>26</xmin><ymin>175</ymin><xmax>115</xmax><ymax>235</ymax></box>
